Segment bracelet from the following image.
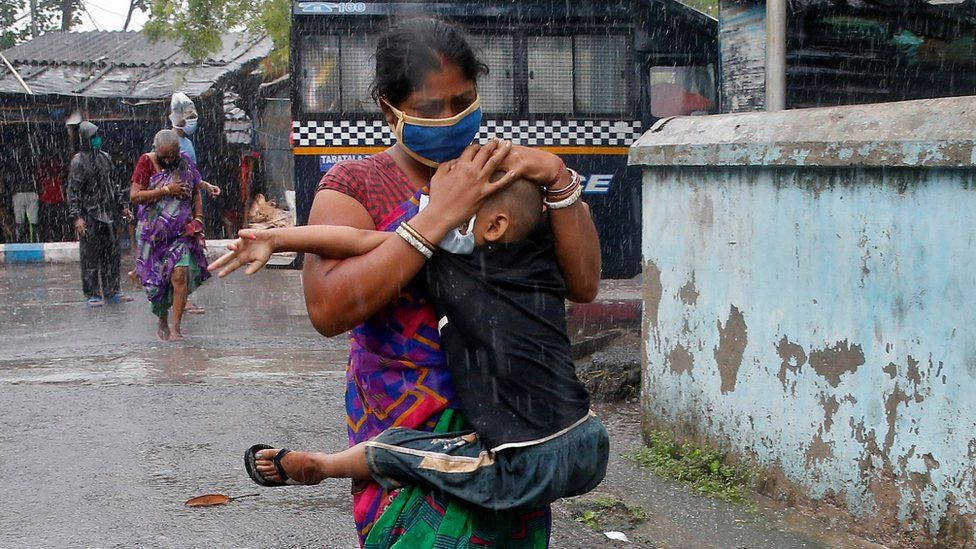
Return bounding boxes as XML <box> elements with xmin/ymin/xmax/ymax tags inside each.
<box><xmin>396</xmin><ymin>225</ymin><xmax>433</xmax><ymax>259</ymax></box>
<box><xmin>544</xmin><ymin>184</ymin><xmax>583</xmax><ymax>210</ymax></box>
<box><xmin>193</xmin><ymin>216</ymin><xmax>204</xmax><ymax>223</ymax></box>
<box><xmin>400</xmin><ymin>221</ymin><xmax>435</xmax><ymax>251</ymax></box>
<box><xmin>546</xmin><ymin>168</ymin><xmax>582</xmax><ymax>200</ymax></box>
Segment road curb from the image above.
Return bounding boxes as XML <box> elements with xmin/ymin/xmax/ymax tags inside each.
<box><xmin>0</xmin><ymin>240</ymin><xmax>295</xmax><ymax>265</ymax></box>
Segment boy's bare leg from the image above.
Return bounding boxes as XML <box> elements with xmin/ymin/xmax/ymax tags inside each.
<box><xmin>254</xmin><ymin>443</ymin><xmax>371</xmax><ymax>484</ymax></box>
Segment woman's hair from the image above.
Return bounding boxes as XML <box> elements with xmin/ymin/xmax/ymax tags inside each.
<box><xmin>370</xmin><ymin>17</ymin><xmax>488</xmax><ymax>106</ymax></box>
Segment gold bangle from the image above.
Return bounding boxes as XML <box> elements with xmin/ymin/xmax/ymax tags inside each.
<box><xmin>400</xmin><ymin>221</ymin><xmax>435</xmax><ymax>251</ymax></box>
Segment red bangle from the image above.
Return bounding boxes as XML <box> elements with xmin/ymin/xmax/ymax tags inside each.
<box><xmin>547</xmin><ymin>160</ymin><xmax>567</xmax><ymax>189</ymax></box>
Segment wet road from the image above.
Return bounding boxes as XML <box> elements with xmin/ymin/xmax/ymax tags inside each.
<box><xmin>1</xmin><ymin>263</ymin><xmax>875</xmax><ymax>548</ymax></box>
<box><xmin>0</xmin><ymin>263</ymin><xmax>607</xmax><ymax>548</ymax></box>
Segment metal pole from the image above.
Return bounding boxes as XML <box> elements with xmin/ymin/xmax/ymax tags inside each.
<box><xmin>766</xmin><ymin>0</ymin><xmax>787</xmax><ymax>111</ymax></box>
<box><xmin>0</xmin><ymin>53</ymin><xmax>34</xmax><ymax>95</ymax></box>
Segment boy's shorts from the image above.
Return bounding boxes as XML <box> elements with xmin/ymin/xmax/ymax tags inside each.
<box><xmin>364</xmin><ymin>413</ymin><xmax>609</xmax><ymax>511</ymax></box>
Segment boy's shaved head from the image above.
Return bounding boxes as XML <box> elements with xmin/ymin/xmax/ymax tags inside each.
<box><xmin>479</xmin><ymin>174</ymin><xmax>543</xmax><ymax>243</ymax></box>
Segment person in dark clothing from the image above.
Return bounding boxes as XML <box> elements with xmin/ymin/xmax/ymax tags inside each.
<box><xmin>67</xmin><ymin>121</ymin><xmax>132</xmax><ymax>307</ymax></box>
<box><xmin>212</xmin><ymin>173</ymin><xmax>609</xmax><ymax>511</ymax></box>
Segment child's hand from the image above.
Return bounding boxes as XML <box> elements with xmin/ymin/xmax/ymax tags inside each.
<box><xmin>208</xmin><ymin>229</ymin><xmax>275</xmax><ymax>277</ymax></box>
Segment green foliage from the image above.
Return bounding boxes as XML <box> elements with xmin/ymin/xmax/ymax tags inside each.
<box><xmin>633</xmin><ymin>431</ymin><xmax>754</xmax><ymax>504</ymax></box>
<box><xmin>0</xmin><ymin>0</ymin><xmax>84</xmax><ymax>49</ymax></box>
<box><xmin>144</xmin><ymin>0</ymin><xmax>289</xmax><ymax>72</ymax></box>
<box><xmin>573</xmin><ymin>493</ymin><xmax>650</xmax><ymax>533</ymax></box>
<box><xmin>575</xmin><ymin>509</ymin><xmax>602</xmax><ymax>531</ymax></box>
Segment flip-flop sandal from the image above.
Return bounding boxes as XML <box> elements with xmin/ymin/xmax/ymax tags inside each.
<box><xmin>87</xmin><ymin>297</ymin><xmax>104</xmax><ymax>308</ymax></box>
<box><xmin>245</xmin><ymin>444</ymin><xmax>301</xmax><ymax>487</ymax></box>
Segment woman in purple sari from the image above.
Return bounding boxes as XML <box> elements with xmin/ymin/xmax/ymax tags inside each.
<box><xmin>129</xmin><ymin>130</ymin><xmax>210</xmax><ymax>341</ymax></box>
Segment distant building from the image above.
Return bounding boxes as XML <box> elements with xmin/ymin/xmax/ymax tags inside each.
<box><xmin>718</xmin><ymin>0</ymin><xmax>976</xmax><ymax>111</ymax></box>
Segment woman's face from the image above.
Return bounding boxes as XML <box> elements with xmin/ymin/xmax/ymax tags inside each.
<box><xmin>391</xmin><ymin>62</ymin><xmax>477</xmax><ymax>119</ymax></box>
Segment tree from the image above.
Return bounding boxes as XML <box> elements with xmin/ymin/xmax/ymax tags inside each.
<box><xmin>143</xmin><ymin>0</ymin><xmax>289</xmax><ymax>73</ymax></box>
<box><xmin>0</xmin><ymin>0</ymin><xmax>83</xmax><ymax>50</ymax></box>
<box><xmin>123</xmin><ymin>0</ymin><xmax>149</xmax><ymax>31</ymax></box>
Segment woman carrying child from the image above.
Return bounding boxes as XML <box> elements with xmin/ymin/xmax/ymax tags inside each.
<box><xmin>220</xmin><ymin>18</ymin><xmax>601</xmax><ymax>547</ymax></box>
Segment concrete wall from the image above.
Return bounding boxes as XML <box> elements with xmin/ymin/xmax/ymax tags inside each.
<box><xmin>631</xmin><ymin>97</ymin><xmax>976</xmax><ymax>544</ymax></box>
<box><xmin>639</xmin><ymin>164</ymin><xmax>976</xmax><ymax>545</ymax></box>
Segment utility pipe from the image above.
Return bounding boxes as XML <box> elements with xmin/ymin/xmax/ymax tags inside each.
<box><xmin>766</xmin><ymin>0</ymin><xmax>787</xmax><ymax>111</ymax></box>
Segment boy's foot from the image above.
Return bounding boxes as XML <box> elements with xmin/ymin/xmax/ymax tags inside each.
<box><xmin>246</xmin><ymin>445</ymin><xmax>327</xmax><ymax>486</ymax></box>
<box><xmin>168</xmin><ymin>328</ymin><xmax>184</xmax><ymax>342</ymax></box>
<box><xmin>86</xmin><ymin>296</ymin><xmax>104</xmax><ymax>308</ymax></box>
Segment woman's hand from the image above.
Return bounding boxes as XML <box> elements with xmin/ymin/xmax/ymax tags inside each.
<box><xmin>426</xmin><ymin>139</ymin><xmax>519</xmax><ymax>229</ymax></box>
<box><xmin>164</xmin><ymin>182</ymin><xmax>189</xmax><ymax>199</ymax></box>
<box><xmin>202</xmin><ymin>181</ymin><xmax>221</xmax><ymax>198</ymax></box>
<box><xmin>208</xmin><ymin>229</ymin><xmax>275</xmax><ymax>277</ymax></box>
<box><xmin>497</xmin><ymin>145</ymin><xmax>564</xmax><ymax>187</ymax></box>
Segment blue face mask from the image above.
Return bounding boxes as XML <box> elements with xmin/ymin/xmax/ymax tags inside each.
<box><xmin>182</xmin><ymin>118</ymin><xmax>198</xmax><ymax>136</ymax></box>
<box><xmin>90</xmin><ymin>136</ymin><xmax>103</xmax><ymax>150</ymax></box>
<box><xmin>384</xmin><ymin>97</ymin><xmax>482</xmax><ymax>167</ymax></box>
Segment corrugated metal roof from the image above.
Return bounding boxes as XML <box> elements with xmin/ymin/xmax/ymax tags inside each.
<box><xmin>0</xmin><ymin>31</ymin><xmax>272</xmax><ymax>99</ymax></box>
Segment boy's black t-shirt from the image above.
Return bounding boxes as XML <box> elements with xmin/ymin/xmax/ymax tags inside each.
<box><xmin>424</xmin><ymin>221</ymin><xmax>591</xmax><ymax>450</ymax></box>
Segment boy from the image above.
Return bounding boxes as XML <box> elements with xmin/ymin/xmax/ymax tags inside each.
<box><xmin>212</xmin><ymin>180</ymin><xmax>609</xmax><ymax>510</ymax></box>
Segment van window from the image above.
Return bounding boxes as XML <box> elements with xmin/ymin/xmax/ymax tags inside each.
<box><xmin>649</xmin><ymin>65</ymin><xmax>717</xmax><ymax>117</ymax></box>
<box><xmin>469</xmin><ymin>34</ymin><xmax>515</xmax><ymax>113</ymax></box>
<box><xmin>527</xmin><ymin>36</ymin><xmax>574</xmax><ymax>113</ymax></box>
<box><xmin>575</xmin><ymin>35</ymin><xmax>632</xmax><ymax>115</ymax></box>
<box><xmin>340</xmin><ymin>34</ymin><xmax>379</xmax><ymax>112</ymax></box>
<box><xmin>528</xmin><ymin>34</ymin><xmax>633</xmax><ymax>116</ymax></box>
<box><xmin>300</xmin><ymin>35</ymin><xmax>340</xmax><ymax>113</ymax></box>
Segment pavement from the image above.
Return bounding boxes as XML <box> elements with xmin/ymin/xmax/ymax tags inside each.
<box><xmin>0</xmin><ymin>263</ymin><xmax>879</xmax><ymax>548</ymax></box>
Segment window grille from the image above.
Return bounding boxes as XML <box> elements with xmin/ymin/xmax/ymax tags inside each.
<box><xmin>341</xmin><ymin>34</ymin><xmax>379</xmax><ymax>112</ymax></box>
<box><xmin>300</xmin><ymin>35</ymin><xmax>340</xmax><ymax>114</ymax></box>
<box><xmin>469</xmin><ymin>34</ymin><xmax>515</xmax><ymax>113</ymax></box>
<box><xmin>528</xmin><ymin>36</ymin><xmax>574</xmax><ymax>114</ymax></box>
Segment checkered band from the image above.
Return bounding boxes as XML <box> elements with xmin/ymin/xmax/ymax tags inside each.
<box><xmin>292</xmin><ymin>119</ymin><xmax>391</xmax><ymax>147</ymax></box>
<box><xmin>292</xmin><ymin>119</ymin><xmax>643</xmax><ymax>147</ymax></box>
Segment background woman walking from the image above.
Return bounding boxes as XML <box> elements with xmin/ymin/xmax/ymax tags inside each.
<box><xmin>129</xmin><ymin>130</ymin><xmax>209</xmax><ymax>341</ymax></box>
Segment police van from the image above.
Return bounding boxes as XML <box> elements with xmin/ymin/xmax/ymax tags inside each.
<box><xmin>290</xmin><ymin>0</ymin><xmax>716</xmax><ymax>277</ymax></box>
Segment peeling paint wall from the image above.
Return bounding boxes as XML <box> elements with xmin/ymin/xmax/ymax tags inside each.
<box><xmin>640</xmin><ymin>165</ymin><xmax>976</xmax><ymax>544</ymax></box>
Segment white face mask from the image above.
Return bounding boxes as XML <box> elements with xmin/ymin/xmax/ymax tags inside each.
<box><xmin>182</xmin><ymin>118</ymin><xmax>198</xmax><ymax>136</ymax></box>
<box><xmin>418</xmin><ymin>194</ymin><xmax>477</xmax><ymax>255</ymax></box>
<box><xmin>438</xmin><ymin>215</ymin><xmax>477</xmax><ymax>255</ymax></box>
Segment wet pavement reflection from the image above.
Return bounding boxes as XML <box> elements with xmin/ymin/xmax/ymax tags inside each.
<box><xmin>0</xmin><ymin>263</ymin><xmax>363</xmax><ymax>547</ymax></box>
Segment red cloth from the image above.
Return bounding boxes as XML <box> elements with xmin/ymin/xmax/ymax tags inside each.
<box><xmin>131</xmin><ymin>154</ymin><xmax>158</xmax><ymax>188</ymax></box>
<box><xmin>316</xmin><ymin>152</ymin><xmax>414</xmax><ymax>227</ymax></box>
<box><xmin>36</xmin><ymin>158</ymin><xmax>66</xmax><ymax>204</ymax></box>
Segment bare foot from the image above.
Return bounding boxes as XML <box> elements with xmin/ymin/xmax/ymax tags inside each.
<box><xmin>157</xmin><ymin>317</ymin><xmax>170</xmax><ymax>341</ymax></box>
<box><xmin>254</xmin><ymin>448</ymin><xmax>328</xmax><ymax>485</ymax></box>
<box><xmin>168</xmin><ymin>328</ymin><xmax>184</xmax><ymax>342</ymax></box>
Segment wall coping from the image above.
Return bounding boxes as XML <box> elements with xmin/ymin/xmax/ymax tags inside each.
<box><xmin>629</xmin><ymin>96</ymin><xmax>976</xmax><ymax>168</ymax></box>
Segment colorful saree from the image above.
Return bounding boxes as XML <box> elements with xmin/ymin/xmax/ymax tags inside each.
<box><xmin>133</xmin><ymin>155</ymin><xmax>209</xmax><ymax>316</ymax></box>
<box><xmin>348</xmin><ymin>189</ymin><xmax>551</xmax><ymax>548</ymax></box>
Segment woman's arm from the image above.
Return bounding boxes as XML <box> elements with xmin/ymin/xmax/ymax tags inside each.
<box><xmin>547</xmin><ymin>169</ymin><xmax>601</xmax><ymax>303</ymax></box>
<box><xmin>192</xmin><ymin>184</ymin><xmax>203</xmax><ymax>221</ymax></box>
<box><xmin>500</xmin><ymin>146</ymin><xmax>601</xmax><ymax>303</ymax></box>
<box><xmin>303</xmin><ymin>141</ymin><xmax>518</xmax><ymax>337</ymax></box>
<box><xmin>302</xmin><ymin>191</ymin><xmax>454</xmax><ymax>337</ymax></box>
